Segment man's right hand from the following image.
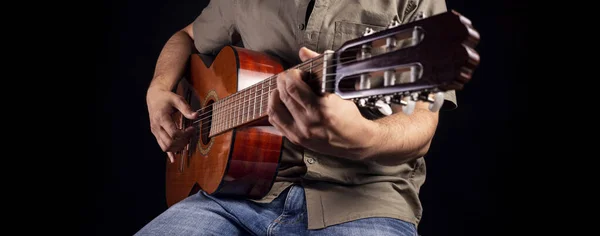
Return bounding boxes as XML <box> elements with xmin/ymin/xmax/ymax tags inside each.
<box><xmin>146</xmin><ymin>85</ymin><xmax>199</xmax><ymax>163</ymax></box>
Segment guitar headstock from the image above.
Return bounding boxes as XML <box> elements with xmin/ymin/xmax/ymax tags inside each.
<box><xmin>328</xmin><ymin>10</ymin><xmax>480</xmax><ymax>115</ymax></box>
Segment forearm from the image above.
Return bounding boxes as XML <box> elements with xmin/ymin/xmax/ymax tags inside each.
<box><xmin>149</xmin><ymin>31</ymin><xmax>196</xmax><ymax>91</ymax></box>
<box><xmin>363</xmin><ymin>102</ymin><xmax>439</xmax><ymax>164</ymax></box>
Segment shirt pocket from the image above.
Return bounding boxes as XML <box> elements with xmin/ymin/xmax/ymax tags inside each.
<box><xmin>332</xmin><ymin>21</ymin><xmax>387</xmax><ymax>50</ymax></box>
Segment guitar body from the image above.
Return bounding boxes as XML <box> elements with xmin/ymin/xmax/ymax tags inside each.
<box><xmin>166</xmin><ymin>46</ymin><xmax>285</xmax><ymax>207</ymax></box>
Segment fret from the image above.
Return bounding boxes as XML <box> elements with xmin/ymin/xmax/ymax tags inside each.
<box><xmin>221</xmin><ymin>99</ymin><xmax>225</xmax><ymax>131</ymax></box>
<box><xmin>267</xmin><ymin>78</ymin><xmax>272</xmax><ymax>115</ymax></box>
<box><xmin>258</xmin><ymin>80</ymin><xmax>265</xmax><ymax>115</ymax></box>
<box><xmin>221</xmin><ymin>99</ymin><xmax>225</xmax><ymax>132</ymax></box>
<box><xmin>247</xmin><ymin>88</ymin><xmax>251</xmax><ymax>121</ymax></box>
<box><xmin>247</xmin><ymin>89</ymin><xmax>251</xmax><ymax>122</ymax></box>
<box><xmin>239</xmin><ymin>92</ymin><xmax>243</xmax><ymax>125</ymax></box>
<box><xmin>244</xmin><ymin>90</ymin><xmax>248</xmax><ymax>122</ymax></box>
<box><xmin>246</xmin><ymin>88</ymin><xmax>252</xmax><ymax>121</ymax></box>
<box><xmin>240</xmin><ymin>91</ymin><xmax>243</xmax><ymax>124</ymax></box>
<box><xmin>219</xmin><ymin>101</ymin><xmax>222</xmax><ymax>133</ymax></box>
<box><xmin>218</xmin><ymin>101</ymin><xmax>222</xmax><ymax>133</ymax></box>
<box><xmin>262</xmin><ymin>79</ymin><xmax>268</xmax><ymax>116</ymax></box>
<box><xmin>227</xmin><ymin>96</ymin><xmax>235</xmax><ymax>128</ymax></box>
<box><xmin>233</xmin><ymin>95</ymin><xmax>237</xmax><ymax>127</ymax></box>
<box><xmin>225</xmin><ymin>99</ymin><xmax>228</xmax><ymax>131</ymax></box>
<box><xmin>252</xmin><ymin>86</ymin><xmax>256</xmax><ymax>120</ymax></box>
<box><xmin>252</xmin><ymin>86</ymin><xmax>260</xmax><ymax>119</ymax></box>
<box><xmin>241</xmin><ymin>90</ymin><xmax>245</xmax><ymax>123</ymax></box>
<box><xmin>236</xmin><ymin>93</ymin><xmax>240</xmax><ymax>126</ymax></box>
<box><xmin>245</xmin><ymin>88</ymin><xmax>252</xmax><ymax>121</ymax></box>
<box><xmin>268</xmin><ymin>78</ymin><xmax>273</xmax><ymax>114</ymax></box>
<box><xmin>227</xmin><ymin>98</ymin><xmax>231</xmax><ymax>130</ymax></box>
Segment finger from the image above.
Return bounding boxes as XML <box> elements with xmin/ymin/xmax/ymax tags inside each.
<box><xmin>162</xmin><ymin>118</ymin><xmax>195</xmax><ymax>151</ymax></box>
<box><xmin>299</xmin><ymin>47</ymin><xmax>321</xmax><ymax>62</ymax></box>
<box><xmin>277</xmin><ymin>72</ymin><xmax>307</xmax><ymax>117</ymax></box>
<box><xmin>283</xmin><ymin>70</ymin><xmax>318</xmax><ymax>112</ymax></box>
<box><xmin>155</xmin><ymin>134</ymin><xmax>167</xmax><ymax>151</ymax></box>
<box><xmin>157</xmin><ymin>127</ymin><xmax>177</xmax><ymax>152</ymax></box>
<box><xmin>160</xmin><ymin>113</ymin><xmax>194</xmax><ymax>144</ymax></box>
<box><xmin>167</xmin><ymin>152</ymin><xmax>174</xmax><ymax>163</ymax></box>
<box><xmin>183</xmin><ymin>126</ymin><xmax>197</xmax><ymax>137</ymax></box>
<box><xmin>170</xmin><ymin>94</ymin><xmax>199</xmax><ymax>119</ymax></box>
<box><xmin>268</xmin><ymin>89</ymin><xmax>297</xmax><ymax>134</ymax></box>
<box><xmin>160</xmin><ymin>114</ymin><xmax>182</xmax><ymax>138</ymax></box>
<box><xmin>270</xmin><ymin>117</ymin><xmax>300</xmax><ymax>145</ymax></box>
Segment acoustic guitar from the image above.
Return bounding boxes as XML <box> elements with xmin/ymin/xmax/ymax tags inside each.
<box><xmin>165</xmin><ymin>10</ymin><xmax>480</xmax><ymax>206</ymax></box>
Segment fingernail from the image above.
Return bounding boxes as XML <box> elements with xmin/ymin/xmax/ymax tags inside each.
<box><xmin>168</xmin><ymin>153</ymin><xmax>174</xmax><ymax>163</ymax></box>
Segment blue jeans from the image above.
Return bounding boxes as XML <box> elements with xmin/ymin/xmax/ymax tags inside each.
<box><xmin>135</xmin><ymin>185</ymin><xmax>418</xmax><ymax>235</ymax></box>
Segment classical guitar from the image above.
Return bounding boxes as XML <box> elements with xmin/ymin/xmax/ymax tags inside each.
<box><xmin>165</xmin><ymin>10</ymin><xmax>480</xmax><ymax>206</ymax></box>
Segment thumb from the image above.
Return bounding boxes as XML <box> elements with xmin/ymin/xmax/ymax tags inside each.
<box><xmin>171</xmin><ymin>94</ymin><xmax>198</xmax><ymax>119</ymax></box>
<box><xmin>299</xmin><ymin>47</ymin><xmax>320</xmax><ymax>62</ymax></box>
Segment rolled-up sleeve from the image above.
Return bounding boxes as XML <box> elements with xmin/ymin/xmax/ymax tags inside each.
<box><xmin>192</xmin><ymin>0</ymin><xmax>236</xmax><ymax>55</ymax></box>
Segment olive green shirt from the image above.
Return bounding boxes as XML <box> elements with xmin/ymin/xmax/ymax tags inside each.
<box><xmin>192</xmin><ymin>0</ymin><xmax>457</xmax><ymax>230</ymax></box>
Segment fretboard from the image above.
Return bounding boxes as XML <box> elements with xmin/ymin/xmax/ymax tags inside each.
<box><xmin>208</xmin><ymin>55</ymin><xmax>325</xmax><ymax>137</ymax></box>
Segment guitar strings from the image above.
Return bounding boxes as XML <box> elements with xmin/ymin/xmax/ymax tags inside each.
<box><xmin>186</xmin><ymin>66</ymin><xmax>335</xmax><ymax>127</ymax></box>
<box><xmin>179</xmin><ymin>48</ymin><xmax>428</xmax><ymax>133</ymax></box>
<box><xmin>183</xmin><ymin>55</ymin><xmax>329</xmax><ymax>125</ymax></box>
<box><xmin>188</xmin><ymin>80</ymin><xmax>427</xmax><ymax>137</ymax></box>
<box><xmin>186</xmin><ymin>57</ymin><xmax>423</xmax><ymax>130</ymax></box>
<box><xmin>184</xmin><ymin>47</ymin><xmax>374</xmax><ymax>120</ymax></box>
<box><xmin>185</xmin><ymin>49</ymin><xmax>394</xmax><ymax>124</ymax></box>
<box><xmin>190</xmin><ymin>74</ymin><xmax>423</xmax><ymax>135</ymax></box>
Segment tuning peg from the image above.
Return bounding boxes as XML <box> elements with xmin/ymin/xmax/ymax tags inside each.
<box><xmin>389</xmin><ymin>94</ymin><xmax>416</xmax><ymax>115</ymax></box>
<box><xmin>382</xmin><ymin>95</ymin><xmax>392</xmax><ymax>104</ymax></box>
<box><xmin>357</xmin><ymin>98</ymin><xmax>368</xmax><ymax>107</ymax></box>
<box><xmin>375</xmin><ymin>100</ymin><xmax>393</xmax><ymax>116</ymax></box>
<box><xmin>428</xmin><ymin>92</ymin><xmax>445</xmax><ymax>112</ymax></box>
<box><xmin>363</xmin><ymin>27</ymin><xmax>375</xmax><ymax>36</ymax></box>
<box><xmin>387</xmin><ymin>16</ymin><xmax>401</xmax><ymax>28</ymax></box>
<box><xmin>402</xmin><ymin>97</ymin><xmax>416</xmax><ymax>115</ymax></box>
<box><xmin>357</xmin><ymin>98</ymin><xmax>377</xmax><ymax>108</ymax></box>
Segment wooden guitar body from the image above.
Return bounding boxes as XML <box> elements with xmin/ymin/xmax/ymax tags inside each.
<box><xmin>166</xmin><ymin>46</ymin><xmax>284</xmax><ymax>207</ymax></box>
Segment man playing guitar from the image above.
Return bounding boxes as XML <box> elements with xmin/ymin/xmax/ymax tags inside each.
<box><xmin>137</xmin><ymin>0</ymin><xmax>479</xmax><ymax>235</ymax></box>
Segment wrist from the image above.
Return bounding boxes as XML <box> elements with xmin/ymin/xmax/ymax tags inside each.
<box><xmin>149</xmin><ymin>77</ymin><xmax>174</xmax><ymax>91</ymax></box>
<box><xmin>146</xmin><ymin>81</ymin><xmax>171</xmax><ymax>102</ymax></box>
<box><xmin>358</xmin><ymin>119</ymin><xmax>385</xmax><ymax>161</ymax></box>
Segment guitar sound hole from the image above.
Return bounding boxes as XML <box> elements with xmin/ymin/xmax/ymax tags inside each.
<box><xmin>200</xmin><ymin>100</ymin><xmax>214</xmax><ymax>145</ymax></box>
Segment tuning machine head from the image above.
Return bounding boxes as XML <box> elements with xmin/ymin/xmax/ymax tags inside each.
<box><xmin>427</xmin><ymin>91</ymin><xmax>445</xmax><ymax>112</ymax></box>
<box><xmin>387</xmin><ymin>16</ymin><xmax>401</xmax><ymax>28</ymax></box>
<box><xmin>363</xmin><ymin>27</ymin><xmax>375</xmax><ymax>36</ymax></box>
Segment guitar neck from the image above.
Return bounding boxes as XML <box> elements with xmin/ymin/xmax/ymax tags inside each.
<box><xmin>208</xmin><ymin>54</ymin><xmax>327</xmax><ymax>137</ymax></box>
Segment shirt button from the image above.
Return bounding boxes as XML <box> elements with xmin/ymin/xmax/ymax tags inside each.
<box><xmin>306</xmin><ymin>157</ymin><xmax>315</xmax><ymax>164</ymax></box>
<box><xmin>298</xmin><ymin>23</ymin><xmax>305</xmax><ymax>30</ymax></box>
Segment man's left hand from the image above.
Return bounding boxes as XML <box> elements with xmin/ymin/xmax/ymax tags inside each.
<box><xmin>267</xmin><ymin>47</ymin><xmax>379</xmax><ymax>160</ymax></box>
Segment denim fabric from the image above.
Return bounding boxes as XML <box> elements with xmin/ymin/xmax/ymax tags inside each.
<box><xmin>135</xmin><ymin>185</ymin><xmax>417</xmax><ymax>236</ymax></box>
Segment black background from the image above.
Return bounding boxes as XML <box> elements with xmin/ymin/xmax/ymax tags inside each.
<box><xmin>91</xmin><ymin>0</ymin><xmax>528</xmax><ymax>235</ymax></box>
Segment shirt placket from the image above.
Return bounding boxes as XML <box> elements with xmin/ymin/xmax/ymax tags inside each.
<box><xmin>298</xmin><ymin>0</ymin><xmax>328</xmax><ymax>51</ymax></box>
